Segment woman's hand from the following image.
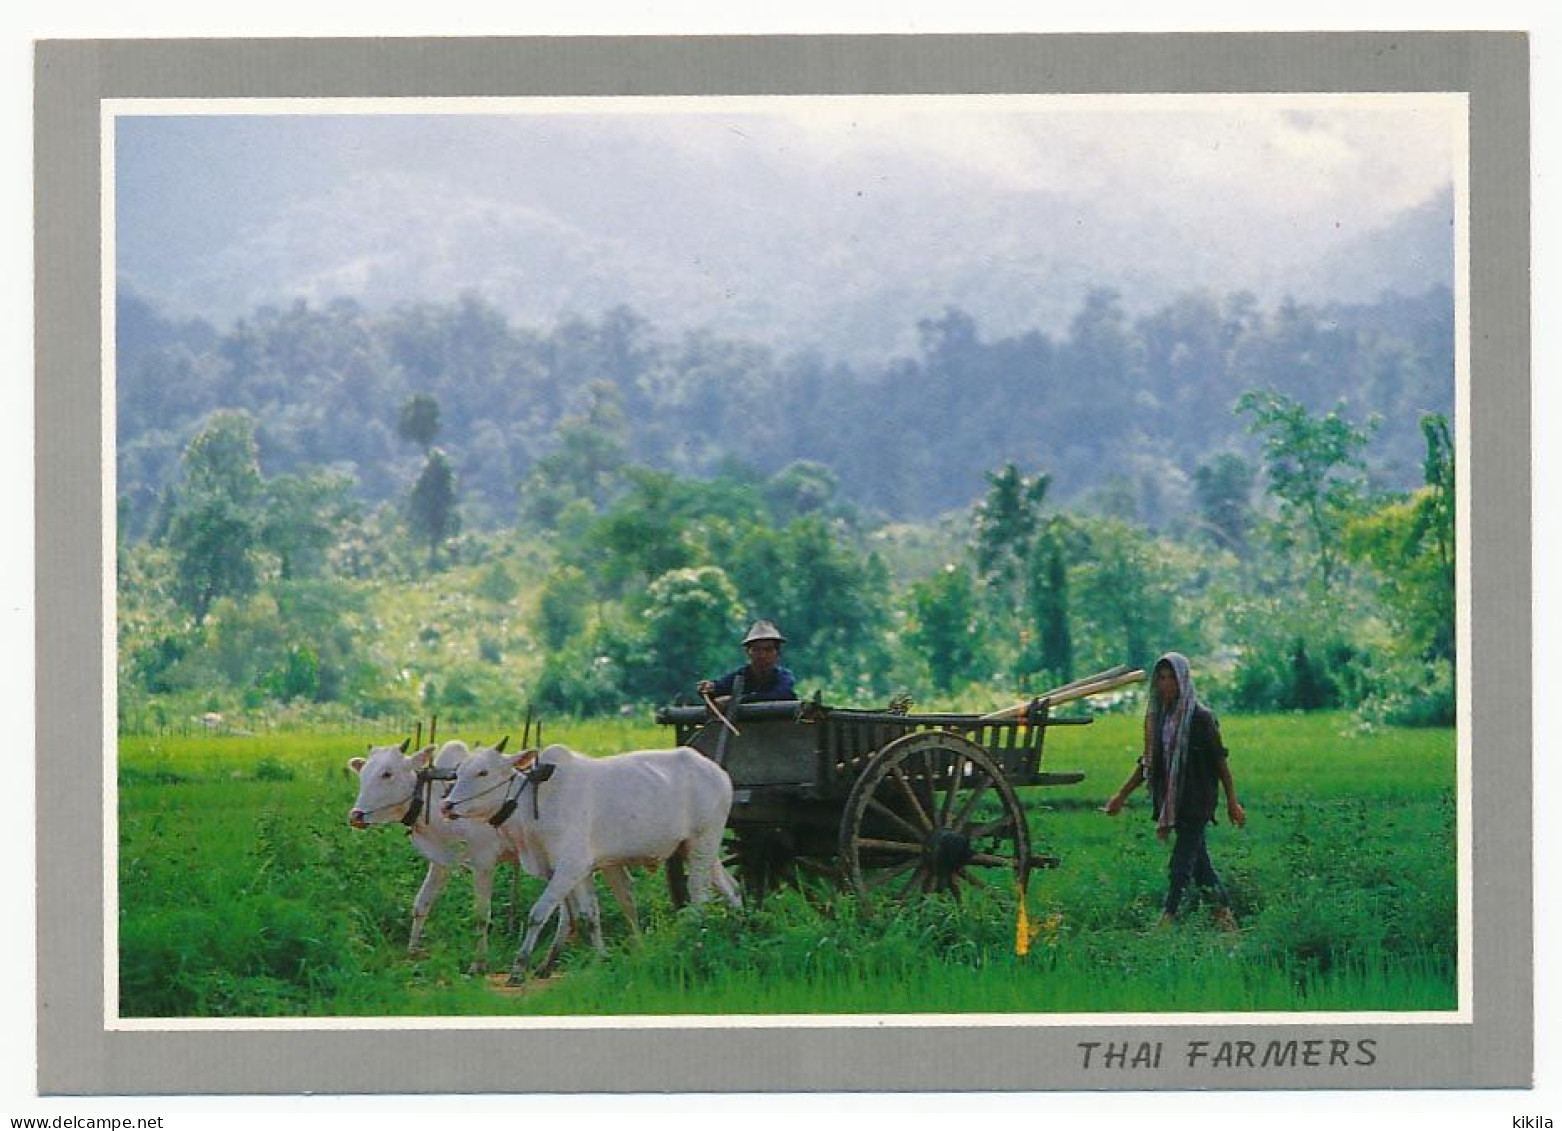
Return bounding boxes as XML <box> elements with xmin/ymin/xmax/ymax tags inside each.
<box><xmin>1227</xmin><ymin>799</ymin><xmax>1247</xmax><ymax>828</ymax></box>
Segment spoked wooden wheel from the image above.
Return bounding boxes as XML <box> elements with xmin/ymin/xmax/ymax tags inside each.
<box><xmin>839</xmin><ymin>731</ymin><xmax>1030</xmax><ymax>907</ymax></box>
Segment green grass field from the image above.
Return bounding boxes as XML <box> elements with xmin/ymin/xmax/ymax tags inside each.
<box><xmin>117</xmin><ymin>712</ymin><xmax>1456</xmax><ymax>1017</ymax></box>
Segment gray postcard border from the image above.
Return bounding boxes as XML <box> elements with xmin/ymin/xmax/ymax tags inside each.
<box><xmin>35</xmin><ymin>32</ymin><xmax>1531</xmax><ymax>1094</ymax></box>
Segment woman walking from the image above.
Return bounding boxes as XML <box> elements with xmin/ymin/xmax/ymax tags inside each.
<box><xmin>1104</xmin><ymin>652</ymin><xmax>1246</xmax><ymax>930</ymax></box>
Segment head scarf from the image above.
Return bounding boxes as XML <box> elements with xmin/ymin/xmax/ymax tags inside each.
<box><xmin>1140</xmin><ymin>651</ymin><xmax>1198</xmax><ymax>831</ymax></box>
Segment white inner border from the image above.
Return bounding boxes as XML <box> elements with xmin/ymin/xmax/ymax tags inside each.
<box><xmin>100</xmin><ymin>91</ymin><xmax>1474</xmax><ymax>1033</ymax></box>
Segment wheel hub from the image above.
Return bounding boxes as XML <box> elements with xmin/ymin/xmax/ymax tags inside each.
<box><xmin>925</xmin><ymin>828</ymin><xmax>973</xmax><ymax>879</ymax></box>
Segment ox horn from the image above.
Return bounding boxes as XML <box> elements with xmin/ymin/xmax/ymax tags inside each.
<box><xmin>495</xmin><ymin>735</ymin><xmax>510</xmax><ymax>753</ymax></box>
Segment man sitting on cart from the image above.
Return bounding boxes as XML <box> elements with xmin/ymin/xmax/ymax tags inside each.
<box><xmin>697</xmin><ymin>620</ymin><xmax>797</xmax><ymax>703</ymax></box>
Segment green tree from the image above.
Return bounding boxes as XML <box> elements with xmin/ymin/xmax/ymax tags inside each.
<box><xmin>1026</xmin><ymin>522</ymin><xmax>1073</xmax><ymax>686</ymax></box>
<box><xmin>736</xmin><ymin>517</ymin><xmax>890</xmax><ymax>692</ymax></box>
<box><xmin>398</xmin><ymin>394</ymin><xmax>441</xmax><ymax>452</ymax></box>
<box><xmin>1192</xmin><ymin>452</ymin><xmax>1257</xmax><ymax>556</ymax></box>
<box><xmin>907</xmin><ymin>563</ymin><xmax>985</xmax><ymax>694</ymax></box>
<box><xmin>262</xmin><ymin>468</ymin><xmax>357</xmax><ymax>580</ymax></box>
<box><xmin>1237</xmin><ymin>389</ymin><xmax>1376</xmax><ymax>586</ymax></box>
<box><xmin>519</xmin><ymin>381</ymin><xmax>628</xmax><ymax>525</ymax></box>
<box><xmin>535</xmin><ymin>564</ymin><xmax>592</xmax><ymax>650</ymax></box>
<box><xmin>972</xmin><ymin>462</ymin><xmax>1051</xmax><ymax>617</ymax></box>
<box><xmin>764</xmin><ymin>460</ymin><xmax>841</xmax><ymax>523</ymax></box>
<box><xmin>165</xmin><ymin>411</ymin><xmax>265</xmax><ymax>623</ymax></box>
<box><xmin>636</xmin><ymin>566</ymin><xmax>745</xmax><ymax>704</ymax></box>
<box><xmin>1069</xmin><ymin>517</ymin><xmax>1181</xmax><ymax>672</ymax></box>
<box><xmin>1345</xmin><ymin>413</ymin><xmax>1456</xmax><ymax>664</ymax></box>
<box><xmin>407</xmin><ymin>448</ymin><xmax>459</xmax><ymax>567</ymax></box>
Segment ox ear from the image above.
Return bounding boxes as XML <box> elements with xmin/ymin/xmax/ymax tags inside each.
<box><xmin>348</xmin><ymin>757</ymin><xmax>366</xmax><ymax>774</ymax></box>
<box><xmin>495</xmin><ymin>735</ymin><xmax>510</xmax><ymax>753</ymax></box>
<box><xmin>409</xmin><ymin>745</ymin><xmax>434</xmax><ymax>769</ymax></box>
<box><xmin>507</xmin><ymin>750</ymin><xmax>533</xmax><ymax>771</ymax></box>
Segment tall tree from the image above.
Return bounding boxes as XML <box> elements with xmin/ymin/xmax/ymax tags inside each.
<box><xmin>398</xmin><ymin>393</ymin><xmax>442</xmax><ymax>452</ymax></box>
<box><xmin>407</xmin><ymin>448</ymin><xmax>459</xmax><ymax>568</ymax></box>
<box><xmin>1192</xmin><ymin>452</ymin><xmax>1258</xmax><ymax>556</ymax></box>
<box><xmin>1344</xmin><ymin>412</ymin><xmax>1456</xmax><ymax>663</ymax></box>
<box><xmin>1237</xmin><ymin>389</ymin><xmax>1376</xmax><ymax>586</ymax></box>
<box><xmin>1026</xmin><ymin>521</ymin><xmax>1074</xmax><ymax>685</ymax></box>
<box><xmin>908</xmin><ymin>563</ymin><xmax>985</xmax><ymax>694</ymax></box>
<box><xmin>636</xmin><ymin>566</ymin><xmax>745</xmax><ymax>704</ymax></box>
<box><xmin>262</xmin><ymin>468</ymin><xmax>357</xmax><ymax>580</ymax></box>
<box><xmin>164</xmin><ymin>410</ymin><xmax>265</xmax><ymax>623</ymax></box>
<box><xmin>972</xmin><ymin>462</ymin><xmax>1051</xmax><ymax>621</ymax></box>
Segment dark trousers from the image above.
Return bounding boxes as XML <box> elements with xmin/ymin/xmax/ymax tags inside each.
<box><xmin>1165</xmin><ymin>821</ymin><xmax>1229</xmax><ymax>916</ymax></box>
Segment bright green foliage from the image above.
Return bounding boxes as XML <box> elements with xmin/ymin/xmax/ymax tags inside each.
<box><xmin>1340</xmin><ymin>414</ymin><xmax>1456</xmax><ymax>724</ymax></box>
<box><xmin>1237</xmin><ymin>390</ymin><xmax>1377</xmax><ymax>586</ymax></box>
<box><xmin>1026</xmin><ymin>524</ymin><xmax>1073</xmax><ymax>687</ymax></box>
<box><xmin>1345</xmin><ymin>414</ymin><xmax>1455</xmax><ymax>664</ymax></box>
<box><xmin>907</xmin><ymin>564</ymin><xmax>986</xmax><ymax>694</ymax></box>
<box><xmin>1067</xmin><ymin>516</ymin><xmax>1185</xmax><ymax>673</ymax></box>
<box><xmin>117</xmin><ymin>714</ymin><xmax>1455</xmax><ymax>1017</ymax></box>
<box><xmin>635</xmin><ymin>566</ymin><xmax>746</xmax><ymax>704</ymax></box>
<box><xmin>972</xmin><ymin>462</ymin><xmax>1051</xmax><ymax>616</ymax></box>
<box><xmin>730</xmin><ymin>517</ymin><xmax>892</xmax><ymax>694</ymax></box>
<box><xmin>165</xmin><ymin>410</ymin><xmax>265</xmax><ymax>623</ymax></box>
<box><xmin>534</xmin><ymin>564</ymin><xmax>592</xmax><ymax>651</ymax></box>
<box><xmin>263</xmin><ymin>468</ymin><xmax>358</xmax><ymax>581</ymax></box>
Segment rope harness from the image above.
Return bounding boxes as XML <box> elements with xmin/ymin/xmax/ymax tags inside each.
<box><xmin>355</xmin><ymin>765</ymin><xmax>458</xmax><ymax>828</ymax></box>
<box><xmin>448</xmin><ymin>761</ymin><xmax>556</xmax><ymax>827</ymax></box>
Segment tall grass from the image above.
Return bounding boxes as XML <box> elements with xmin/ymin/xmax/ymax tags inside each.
<box><xmin>117</xmin><ymin>712</ymin><xmax>1456</xmax><ymax>1017</ymax></box>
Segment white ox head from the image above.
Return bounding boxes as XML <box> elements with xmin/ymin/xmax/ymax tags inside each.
<box><xmin>347</xmin><ymin>739</ymin><xmax>431</xmax><ymax>829</ymax></box>
<box><xmin>440</xmin><ymin>738</ymin><xmax>525</xmax><ymax>823</ymax></box>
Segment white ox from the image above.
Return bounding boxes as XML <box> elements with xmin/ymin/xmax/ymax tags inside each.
<box><xmin>443</xmin><ymin>741</ymin><xmax>741</xmax><ymax>982</ymax></box>
<box><xmin>347</xmin><ymin>739</ymin><xmax>639</xmax><ymax>973</ymax></box>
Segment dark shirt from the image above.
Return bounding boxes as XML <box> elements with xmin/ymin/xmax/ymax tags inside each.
<box><xmin>1146</xmin><ymin>703</ymin><xmax>1230</xmax><ymax>826</ymax></box>
<box><xmin>708</xmin><ymin>664</ymin><xmax>797</xmax><ymax>702</ymax></box>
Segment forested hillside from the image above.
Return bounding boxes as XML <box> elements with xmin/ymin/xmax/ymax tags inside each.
<box><xmin>115</xmin><ymin>279</ymin><xmax>1455</xmax><ymax>735</ymax></box>
<box><xmin>116</xmin><ymin>283</ymin><xmax>1453</xmax><ymax>534</ymax></box>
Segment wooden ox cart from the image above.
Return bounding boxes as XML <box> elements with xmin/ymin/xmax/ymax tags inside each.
<box><xmin>655</xmin><ymin>666</ymin><xmax>1139</xmax><ymax>906</ymax></box>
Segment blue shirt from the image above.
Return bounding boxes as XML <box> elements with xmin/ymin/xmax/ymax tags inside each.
<box><xmin>708</xmin><ymin>664</ymin><xmax>797</xmax><ymax>702</ymax></box>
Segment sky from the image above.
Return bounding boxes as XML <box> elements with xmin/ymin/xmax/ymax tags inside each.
<box><xmin>112</xmin><ymin>94</ymin><xmax>1462</xmax><ymax>358</ymax></box>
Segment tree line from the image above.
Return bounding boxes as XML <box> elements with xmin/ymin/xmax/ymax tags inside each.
<box><xmin>116</xmin><ymin>282</ymin><xmax>1454</xmax><ymax>536</ymax></box>
<box><xmin>117</xmin><ymin>368</ymin><xmax>1454</xmax><ymax>732</ymax></box>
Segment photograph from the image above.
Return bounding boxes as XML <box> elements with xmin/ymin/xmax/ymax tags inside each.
<box><xmin>27</xmin><ymin>31</ymin><xmax>1533</xmax><ymax>1100</ymax></box>
<box><xmin>109</xmin><ymin>94</ymin><xmax>1465</xmax><ymax>1024</ymax></box>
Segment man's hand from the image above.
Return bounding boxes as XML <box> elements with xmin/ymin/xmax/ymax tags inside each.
<box><xmin>1227</xmin><ymin>799</ymin><xmax>1247</xmax><ymax>828</ymax></box>
<box><xmin>697</xmin><ymin>680</ymin><xmax>715</xmax><ymax>695</ymax></box>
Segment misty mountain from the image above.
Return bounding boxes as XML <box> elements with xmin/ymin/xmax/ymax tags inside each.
<box><xmin>115</xmin><ymin>119</ymin><xmax>1455</xmax><ymax>369</ymax></box>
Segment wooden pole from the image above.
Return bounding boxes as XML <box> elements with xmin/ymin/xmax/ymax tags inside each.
<box><xmin>1036</xmin><ymin>664</ymin><xmax>1131</xmax><ymax>702</ymax></box>
<box><xmin>979</xmin><ymin>667</ymin><xmax>1144</xmax><ymax>721</ymax></box>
